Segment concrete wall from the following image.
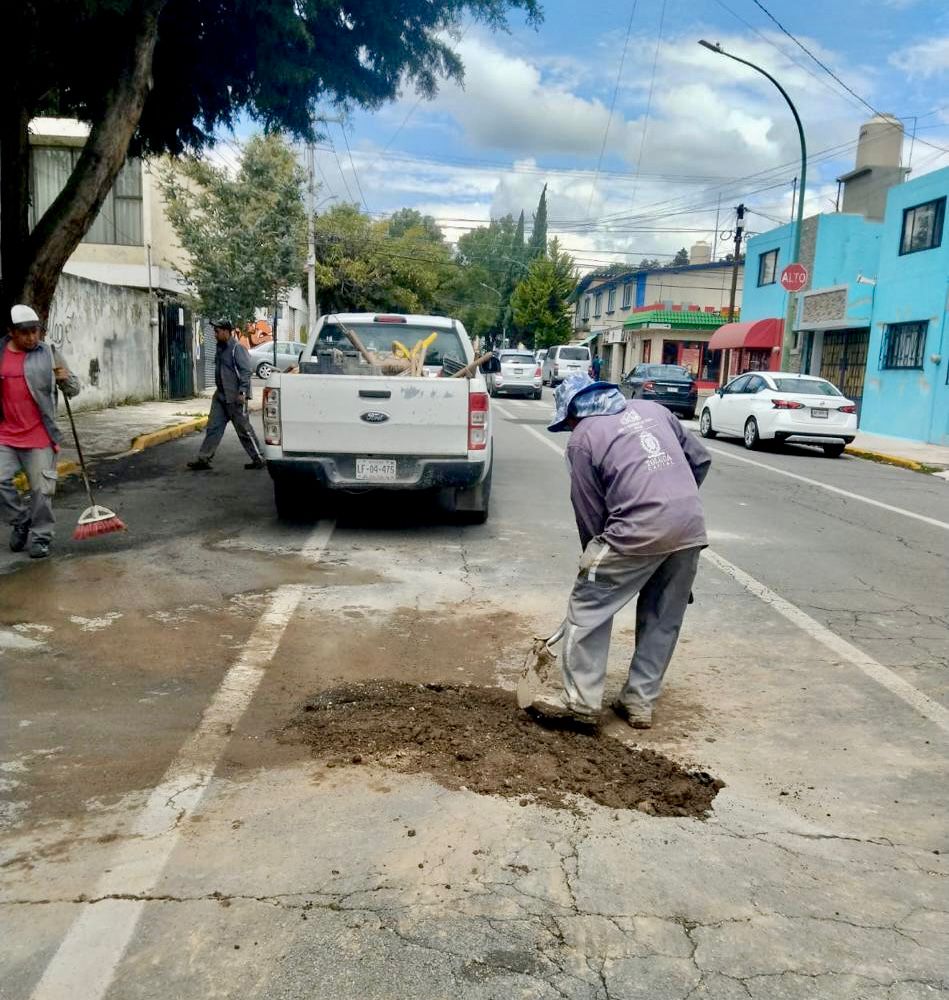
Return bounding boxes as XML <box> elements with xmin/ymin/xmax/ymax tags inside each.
<box><xmin>47</xmin><ymin>272</ymin><xmax>157</xmax><ymax>411</ymax></box>
<box><xmin>862</xmin><ymin>168</ymin><xmax>949</xmax><ymax>444</ymax></box>
<box><xmin>742</xmin><ymin>224</ymin><xmax>795</xmax><ymax>322</ymax></box>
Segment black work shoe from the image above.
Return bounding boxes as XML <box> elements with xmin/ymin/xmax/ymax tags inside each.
<box><xmin>29</xmin><ymin>539</ymin><xmax>51</xmax><ymax>560</ymax></box>
<box><xmin>187</xmin><ymin>458</ymin><xmax>212</xmax><ymax>471</ymax></box>
<box><xmin>10</xmin><ymin>523</ymin><xmax>30</xmax><ymax>552</ymax></box>
<box><xmin>244</xmin><ymin>458</ymin><xmax>265</xmax><ymax>470</ymax></box>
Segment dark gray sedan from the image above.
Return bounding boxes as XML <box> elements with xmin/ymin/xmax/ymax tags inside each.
<box><xmin>620</xmin><ymin>363</ymin><xmax>698</xmax><ymax>419</ymax></box>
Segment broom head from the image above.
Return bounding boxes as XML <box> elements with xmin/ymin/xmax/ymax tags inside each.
<box><xmin>73</xmin><ymin>504</ymin><xmax>127</xmax><ymax>541</ymax></box>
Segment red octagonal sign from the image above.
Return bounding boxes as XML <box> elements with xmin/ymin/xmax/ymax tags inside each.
<box><xmin>780</xmin><ymin>262</ymin><xmax>808</xmax><ymax>292</ymax></box>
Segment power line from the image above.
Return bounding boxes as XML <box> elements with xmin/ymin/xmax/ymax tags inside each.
<box><xmin>326</xmin><ymin>136</ymin><xmax>356</xmax><ymax>203</ymax></box>
<box><xmin>588</xmin><ymin>0</ymin><xmax>639</xmax><ymax>213</ymax></box>
<box><xmin>629</xmin><ymin>0</ymin><xmax>667</xmax><ymax>207</ymax></box>
<box><xmin>339</xmin><ymin>123</ymin><xmax>370</xmax><ymax>213</ymax></box>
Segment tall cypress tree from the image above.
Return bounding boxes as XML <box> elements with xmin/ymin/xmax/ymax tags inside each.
<box><xmin>513</xmin><ymin>210</ymin><xmax>526</xmax><ymax>256</ymax></box>
<box><xmin>528</xmin><ymin>184</ymin><xmax>548</xmax><ymax>260</ymax></box>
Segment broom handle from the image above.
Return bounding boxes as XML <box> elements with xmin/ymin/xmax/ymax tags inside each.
<box><xmin>62</xmin><ymin>394</ymin><xmax>97</xmax><ymax>508</ymax></box>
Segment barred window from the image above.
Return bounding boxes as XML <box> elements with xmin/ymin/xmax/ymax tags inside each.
<box><xmin>622</xmin><ymin>283</ymin><xmax>632</xmax><ymax>308</ymax></box>
<box><xmin>582</xmin><ymin>296</ymin><xmax>590</xmax><ymax>320</ymax></box>
<box><xmin>593</xmin><ymin>292</ymin><xmax>602</xmax><ymax>317</ymax></box>
<box><xmin>606</xmin><ymin>287</ymin><xmax>616</xmax><ymax>313</ymax></box>
<box><xmin>881</xmin><ymin>321</ymin><xmax>927</xmax><ymax>370</ymax></box>
<box><xmin>31</xmin><ymin>146</ymin><xmax>143</xmax><ymax>246</ymax></box>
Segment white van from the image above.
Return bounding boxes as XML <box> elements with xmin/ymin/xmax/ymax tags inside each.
<box><xmin>542</xmin><ymin>344</ymin><xmax>592</xmax><ymax>386</ymax></box>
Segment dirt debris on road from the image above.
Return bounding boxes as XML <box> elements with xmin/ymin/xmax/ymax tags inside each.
<box><xmin>286</xmin><ymin>681</ymin><xmax>722</xmax><ymax>817</ymax></box>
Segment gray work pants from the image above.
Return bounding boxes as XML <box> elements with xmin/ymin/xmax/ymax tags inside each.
<box><xmin>0</xmin><ymin>445</ymin><xmax>57</xmax><ymax>542</ymax></box>
<box><xmin>561</xmin><ymin>540</ymin><xmax>702</xmax><ymax>713</ymax></box>
<box><xmin>198</xmin><ymin>392</ymin><xmax>262</xmax><ymax>463</ymax></box>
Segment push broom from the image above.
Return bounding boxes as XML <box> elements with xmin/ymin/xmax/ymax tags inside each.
<box><xmin>62</xmin><ymin>395</ymin><xmax>127</xmax><ymax>540</ymax></box>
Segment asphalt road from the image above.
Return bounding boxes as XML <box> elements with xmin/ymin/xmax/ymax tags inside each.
<box><xmin>1</xmin><ymin>397</ymin><xmax>947</xmax><ymax>1000</ymax></box>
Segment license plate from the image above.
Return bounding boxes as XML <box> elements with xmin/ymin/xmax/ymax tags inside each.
<box><xmin>811</xmin><ymin>408</ymin><xmax>828</xmax><ymax>419</ymax></box>
<box><xmin>513</xmin><ymin>368</ymin><xmax>524</xmax><ymax>374</ymax></box>
<box><xmin>355</xmin><ymin>459</ymin><xmax>397</xmax><ymax>481</ymax></box>
<box><xmin>666</xmin><ymin>387</ymin><xmax>679</xmax><ymax>393</ymax></box>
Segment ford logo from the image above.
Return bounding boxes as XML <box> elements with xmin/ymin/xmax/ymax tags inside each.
<box><xmin>360</xmin><ymin>411</ymin><xmax>389</xmax><ymax>423</ymax></box>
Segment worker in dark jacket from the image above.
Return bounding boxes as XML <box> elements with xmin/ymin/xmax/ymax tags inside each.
<box><xmin>188</xmin><ymin>319</ymin><xmax>264</xmax><ymax>471</ymax></box>
<box><xmin>531</xmin><ymin>373</ymin><xmax>712</xmax><ymax>729</ymax></box>
<box><xmin>0</xmin><ymin>305</ymin><xmax>81</xmax><ymax>559</ymax></box>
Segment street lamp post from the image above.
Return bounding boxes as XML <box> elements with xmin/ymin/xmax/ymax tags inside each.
<box><xmin>698</xmin><ymin>40</ymin><xmax>807</xmax><ymax>370</ymax></box>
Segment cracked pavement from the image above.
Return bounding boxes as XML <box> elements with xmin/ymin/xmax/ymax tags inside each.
<box><xmin>1</xmin><ymin>400</ymin><xmax>947</xmax><ymax>999</ymax></box>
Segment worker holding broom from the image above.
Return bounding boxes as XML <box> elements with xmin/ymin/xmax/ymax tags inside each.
<box><xmin>0</xmin><ymin>305</ymin><xmax>80</xmax><ymax>560</ymax></box>
<box><xmin>528</xmin><ymin>372</ymin><xmax>711</xmax><ymax>729</ymax></box>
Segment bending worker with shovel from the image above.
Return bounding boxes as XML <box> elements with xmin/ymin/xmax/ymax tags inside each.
<box><xmin>528</xmin><ymin>372</ymin><xmax>711</xmax><ymax>729</ymax></box>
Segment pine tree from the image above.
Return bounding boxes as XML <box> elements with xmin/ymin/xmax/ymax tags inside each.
<box><xmin>528</xmin><ymin>185</ymin><xmax>548</xmax><ymax>260</ymax></box>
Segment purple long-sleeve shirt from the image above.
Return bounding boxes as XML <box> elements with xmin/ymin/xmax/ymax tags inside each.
<box><xmin>565</xmin><ymin>400</ymin><xmax>711</xmax><ymax>555</ymax></box>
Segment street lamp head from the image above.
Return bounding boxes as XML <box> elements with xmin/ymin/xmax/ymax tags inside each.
<box><xmin>698</xmin><ymin>39</ymin><xmax>724</xmax><ymax>54</ymax></box>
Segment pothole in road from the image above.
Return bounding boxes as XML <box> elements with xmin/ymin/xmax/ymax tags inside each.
<box><xmin>286</xmin><ymin>681</ymin><xmax>722</xmax><ymax>817</ymax></box>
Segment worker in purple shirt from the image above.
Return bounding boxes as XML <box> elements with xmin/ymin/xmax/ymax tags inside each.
<box><xmin>531</xmin><ymin>372</ymin><xmax>711</xmax><ymax>729</ymax></box>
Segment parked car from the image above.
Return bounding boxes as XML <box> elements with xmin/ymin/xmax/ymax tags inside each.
<box><xmin>249</xmin><ymin>340</ymin><xmax>304</xmax><ymax>379</ymax></box>
<box><xmin>487</xmin><ymin>350</ymin><xmax>543</xmax><ymax>399</ymax></box>
<box><xmin>535</xmin><ymin>348</ymin><xmax>548</xmax><ymax>366</ymax></box>
<box><xmin>699</xmin><ymin>372</ymin><xmax>857</xmax><ymax>456</ymax></box>
<box><xmin>620</xmin><ymin>363</ymin><xmax>698</xmax><ymax>419</ymax></box>
<box><xmin>542</xmin><ymin>344</ymin><xmax>591</xmax><ymax>386</ymax></box>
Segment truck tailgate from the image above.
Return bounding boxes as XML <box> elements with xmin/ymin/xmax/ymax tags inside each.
<box><xmin>280</xmin><ymin>375</ymin><xmax>471</xmax><ymax>456</ymax></box>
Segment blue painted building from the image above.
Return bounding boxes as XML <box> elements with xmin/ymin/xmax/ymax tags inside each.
<box><xmin>741</xmin><ymin>167</ymin><xmax>949</xmax><ymax>444</ymax></box>
<box><xmin>861</xmin><ymin>169</ymin><xmax>949</xmax><ymax>445</ymax></box>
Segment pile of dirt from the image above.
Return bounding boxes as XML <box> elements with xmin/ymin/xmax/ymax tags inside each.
<box><xmin>286</xmin><ymin>681</ymin><xmax>723</xmax><ymax>817</ymax></box>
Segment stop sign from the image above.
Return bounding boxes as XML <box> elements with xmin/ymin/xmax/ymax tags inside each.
<box><xmin>781</xmin><ymin>263</ymin><xmax>808</xmax><ymax>292</ymax></box>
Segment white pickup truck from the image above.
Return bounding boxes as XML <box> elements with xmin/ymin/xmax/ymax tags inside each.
<box><xmin>261</xmin><ymin>313</ymin><xmax>494</xmax><ymax>523</ymax></box>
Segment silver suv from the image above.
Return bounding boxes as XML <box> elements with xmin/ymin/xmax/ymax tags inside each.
<box><xmin>542</xmin><ymin>344</ymin><xmax>591</xmax><ymax>386</ymax></box>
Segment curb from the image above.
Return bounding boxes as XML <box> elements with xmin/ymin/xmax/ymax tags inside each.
<box><xmin>844</xmin><ymin>446</ymin><xmax>930</xmax><ymax>472</ymax></box>
<box><xmin>130</xmin><ymin>416</ymin><xmax>209</xmax><ymax>453</ymax></box>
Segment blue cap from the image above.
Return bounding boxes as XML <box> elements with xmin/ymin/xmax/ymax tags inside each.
<box><xmin>547</xmin><ymin>372</ymin><xmax>622</xmax><ymax>432</ymax></box>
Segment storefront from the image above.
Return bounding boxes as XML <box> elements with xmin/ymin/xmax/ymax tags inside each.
<box><xmin>623</xmin><ymin>308</ymin><xmax>734</xmax><ymax>389</ymax></box>
<box><xmin>706</xmin><ymin>318</ymin><xmax>783</xmax><ymax>381</ymax></box>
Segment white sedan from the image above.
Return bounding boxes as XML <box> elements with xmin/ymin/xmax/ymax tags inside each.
<box><xmin>699</xmin><ymin>372</ymin><xmax>858</xmax><ymax>457</ymax></box>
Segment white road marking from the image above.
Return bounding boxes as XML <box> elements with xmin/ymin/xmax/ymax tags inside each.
<box><xmin>29</xmin><ymin>522</ymin><xmax>335</xmax><ymax>1000</ymax></box>
<box><xmin>703</xmin><ymin>548</ymin><xmax>949</xmax><ymax>734</ymax></box>
<box><xmin>493</xmin><ymin>403</ymin><xmax>565</xmax><ymax>458</ymax></box>
<box><xmin>503</xmin><ymin>415</ymin><xmax>949</xmax><ymax>733</ymax></box>
<box><xmin>703</xmin><ymin>444</ymin><xmax>949</xmax><ymax>532</ymax></box>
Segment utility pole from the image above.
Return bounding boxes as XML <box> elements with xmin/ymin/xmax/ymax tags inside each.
<box><xmin>306</xmin><ymin>142</ymin><xmax>318</xmax><ymax>341</ymax></box>
<box><xmin>720</xmin><ymin>203</ymin><xmax>745</xmax><ymax>385</ymax></box>
<box><xmin>712</xmin><ymin>194</ymin><xmax>722</xmax><ymax>261</ymax></box>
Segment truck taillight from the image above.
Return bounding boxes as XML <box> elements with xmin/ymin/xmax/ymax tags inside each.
<box><xmin>468</xmin><ymin>392</ymin><xmax>488</xmax><ymax>450</ymax></box>
<box><xmin>263</xmin><ymin>387</ymin><xmax>281</xmax><ymax>444</ymax></box>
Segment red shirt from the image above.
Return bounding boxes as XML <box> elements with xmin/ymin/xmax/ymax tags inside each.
<box><xmin>0</xmin><ymin>349</ymin><xmax>53</xmax><ymax>449</ymax></box>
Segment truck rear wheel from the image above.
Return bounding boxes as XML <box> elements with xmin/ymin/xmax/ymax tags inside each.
<box><xmin>447</xmin><ymin>466</ymin><xmax>492</xmax><ymax>525</ymax></box>
<box><xmin>274</xmin><ymin>476</ymin><xmax>313</xmax><ymax>523</ymax></box>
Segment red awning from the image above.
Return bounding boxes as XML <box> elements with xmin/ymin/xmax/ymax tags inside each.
<box><xmin>707</xmin><ymin>318</ymin><xmax>783</xmax><ymax>351</ymax></box>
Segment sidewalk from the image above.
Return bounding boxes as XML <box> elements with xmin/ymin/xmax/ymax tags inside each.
<box><xmin>845</xmin><ymin>430</ymin><xmax>949</xmax><ymax>472</ymax></box>
<box><xmin>25</xmin><ymin>391</ymin><xmax>262</xmax><ymax>486</ymax></box>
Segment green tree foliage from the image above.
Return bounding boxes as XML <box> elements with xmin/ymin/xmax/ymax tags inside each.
<box><xmin>527</xmin><ymin>184</ymin><xmax>548</xmax><ymax>260</ymax></box>
<box><xmin>671</xmin><ymin>247</ymin><xmax>690</xmax><ymax>266</ymax></box>
<box><xmin>2</xmin><ymin>0</ymin><xmax>540</xmax><ymax>318</ymax></box>
<box><xmin>312</xmin><ymin>204</ymin><xmax>453</xmax><ymax>314</ymax></box>
<box><xmin>387</xmin><ymin>209</ymin><xmax>444</xmax><ymax>243</ymax></box>
<box><xmin>638</xmin><ymin>257</ymin><xmax>662</xmax><ymax>269</ymax></box>
<box><xmin>161</xmin><ymin>134</ymin><xmax>307</xmax><ymax>324</ymax></box>
<box><xmin>510</xmin><ymin>238</ymin><xmax>576</xmax><ymax>349</ymax></box>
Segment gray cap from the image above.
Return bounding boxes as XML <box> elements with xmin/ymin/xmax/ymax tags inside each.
<box><xmin>10</xmin><ymin>304</ymin><xmax>41</xmax><ymax>329</ymax></box>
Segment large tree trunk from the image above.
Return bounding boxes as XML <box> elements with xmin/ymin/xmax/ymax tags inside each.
<box><xmin>0</xmin><ymin>100</ymin><xmax>32</xmax><ymax>316</ymax></box>
<box><xmin>6</xmin><ymin>0</ymin><xmax>169</xmax><ymax>324</ymax></box>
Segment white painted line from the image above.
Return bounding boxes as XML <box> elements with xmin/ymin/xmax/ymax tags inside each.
<box><xmin>494</xmin><ymin>403</ymin><xmax>566</xmax><ymax>458</ymax></box>
<box><xmin>507</xmin><ymin>419</ymin><xmax>949</xmax><ymax>733</ymax></box>
<box><xmin>29</xmin><ymin>522</ymin><xmax>335</xmax><ymax>1000</ymax></box>
<box><xmin>704</xmin><ymin>444</ymin><xmax>949</xmax><ymax>532</ymax></box>
<box><xmin>702</xmin><ymin>548</ymin><xmax>949</xmax><ymax>734</ymax></box>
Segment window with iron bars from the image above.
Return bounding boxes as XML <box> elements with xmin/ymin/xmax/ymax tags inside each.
<box><xmin>881</xmin><ymin>321</ymin><xmax>927</xmax><ymax>370</ymax></box>
<box><xmin>606</xmin><ymin>287</ymin><xmax>616</xmax><ymax>313</ymax></box>
<box><xmin>594</xmin><ymin>292</ymin><xmax>602</xmax><ymax>317</ymax></box>
<box><xmin>622</xmin><ymin>283</ymin><xmax>632</xmax><ymax>308</ymax></box>
<box><xmin>582</xmin><ymin>297</ymin><xmax>590</xmax><ymax>320</ymax></box>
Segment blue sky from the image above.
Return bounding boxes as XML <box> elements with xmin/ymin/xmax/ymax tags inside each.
<box><xmin>299</xmin><ymin>0</ymin><xmax>949</xmax><ymax>270</ymax></box>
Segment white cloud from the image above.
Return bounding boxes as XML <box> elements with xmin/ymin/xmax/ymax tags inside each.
<box><xmin>891</xmin><ymin>36</ymin><xmax>949</xmax><ymax>78</ymax></box>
